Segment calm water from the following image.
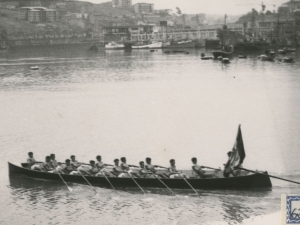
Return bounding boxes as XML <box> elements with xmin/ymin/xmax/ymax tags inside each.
<box><xmin>1</xmin><ymin>45</ymin><xmax>300</xmax><ymax>225</ymax></box>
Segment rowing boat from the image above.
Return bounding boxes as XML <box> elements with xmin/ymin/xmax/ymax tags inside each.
<box><xmin>8</xmin><ymin>162</ymin><xmax>272</xmax><ymax>189</ymax></box>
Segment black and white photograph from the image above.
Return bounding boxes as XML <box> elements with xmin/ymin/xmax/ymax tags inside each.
<box><xmin>1</xmin><ymin>0</ymin><xmax>300</xmax><ymax>224</ymax></box>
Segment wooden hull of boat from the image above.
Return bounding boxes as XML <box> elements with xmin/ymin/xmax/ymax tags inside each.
<box><xmin>8</xmin><ymin>162</ymin><xmax>272</xmax><ymax>190</ymax></box>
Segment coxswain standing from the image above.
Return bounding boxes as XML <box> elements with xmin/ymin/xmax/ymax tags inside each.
<box><xmin>120</xmin><ymin>157</ymin><xmax>140</xmax><ymax>178</ymax></box>
<box><xmin>168</xmin><ymin>159</ymin><xmax>188</xmax><ymax>178</ymax></box>
<box><xmin>191</xmin><ymin>157</ymin><xmax>217</xmax><ymax>178</ymax></box>
<box><xmin>112</xmin><ymin>159</ymin><xmax>129</xmax><ymax>177</ymax></box>
<box><xmin>95</xmin><ymin>155</ymin><xmax>115</xmax><ymax>177</ymax></box>
<box><xmin>145</xmin><ymin>157</ymin><xmax>169</xmax><ymax>178</ymax></box>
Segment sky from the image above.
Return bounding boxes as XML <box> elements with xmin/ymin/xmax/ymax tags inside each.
<box><xmin>87</xmin><ymin>0</ymin><xmax>288</xmax><ymax>15</ymax></box>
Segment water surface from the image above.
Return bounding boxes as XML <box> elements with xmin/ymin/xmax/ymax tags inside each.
<box><xmin>1</xmin><ymin>46</ymin><xmax>300</xmax><ymax>224</ymax></box>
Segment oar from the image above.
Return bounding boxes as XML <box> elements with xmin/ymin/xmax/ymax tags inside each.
<box><xmin>78</xmin><ymin>171</ymin><xmax>98</xmax><ymax>195</ymax></box>
<box><xmin>102</xmin><ymin>172</ymin><xmax>116</xmax><ymax>191</ymax></box>
<box><xmin>127</xmin><ymin>173</ymin><xmax>146</xmax><ymax>195</ymax></box>
<box><xmin>57</xmin><ymin>170</ymin><xmax>73</xmax><ymax>192</ymax></box>
<box><xmin>202</xmin><ymin>166</ymin><xmax>221</xmax><ymax>170</ymax></box>
<box><xmin>150</xmin><ymin>171</ymin><xmax>177</xmax><ymax>197</ymax></box>
<box><xmin>237</xmin><ymin>167</ymin><xmax>300</xmax><ymax>185</ymax></box>
<box><xmin>178</xmin><ymin>173</ymin><xmax>201</xmax><ymax>197</ymax></box>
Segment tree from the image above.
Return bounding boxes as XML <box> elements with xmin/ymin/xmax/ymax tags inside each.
<box><xmin>176</xmin><ymin>7</ymin><xmax>181</xmax><ymax>15</ymax></box>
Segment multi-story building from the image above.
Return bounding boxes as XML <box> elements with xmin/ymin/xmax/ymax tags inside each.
<box><xmin>112</xmin><ymin>0</ymin><xmax>132</xmax><ymax>8</ymax></box>
<box><xmin>27</xmin><ymin>9</ymin><xmax>42</xmax><ymax>24</ymax></box>
<box><xmin>133</xmin><ymin>3</ymin><xmax>154</xmax><ymax>14</ymax></box>
<box><xmin>18</xmin><ymin>7</ymin><xmax>57</xmax><ymax>23</ymax></box>
<box><xmin>45</xmin><ymin>9</ymin><xmax>57</xmax><ymax>22</ymax></box>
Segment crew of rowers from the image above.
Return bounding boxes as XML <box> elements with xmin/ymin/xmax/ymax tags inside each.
<box><xmin>26</xmin><ymin>152</ymin><xmax>219</xmax><ymax>179</ymax></box>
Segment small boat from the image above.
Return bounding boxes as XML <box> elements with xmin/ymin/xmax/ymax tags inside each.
<box><xmin>8</xmin><ymin>162</ymin><xmax>272</xmax><ymax>190</ymax></box>
<box><xmin>217</xmin><ymin>56</ymin><xmax>223</xmax><ymax>60</ymax></box>
<box><xmin>105</xmin><ymin>42</ymin><xmax>125</xmax><ymax>50</ymax></box>
<box><xmin>164</xmin><ymin>50</ymin><xmax>171</xmax><ymax>54</ymax></box>
<box><xmin>282</xmin><ymin>57</ymin><xmax>294</xmax><ymax>63</ymax></box>
<box><xmin>222</xmin><ymin>58</ymin><xmax>230</xmax><ymax>63</ymax></box>
<box><xmin>238</xmin><ymin>55</ymin><xmax>247</xmax><ymax>59</ymax></box>
<box><xmin>150</xmin><ymin>49</ymin><xmax>155</xmax><ymax>52</ymax></box>
<box><xmin>132</xmin><ymin>41</ymin><xmax>163</xmax><ymax>49</ymax></box>
<box><xmin>260</xmin><ymin>51</ymin><xmax>275</xmax><ymax>61</ymax></box>
<box><xmin>201</xmin><ymin>56</ymin><xmax>213</xmax><ymax>60</ymax></box>
<box><xmin>285</xmin><ymin>48</ymin><xmax>296</xmax><ymax>53</ymax></box>
<box><xmin>278</xmin><ymin>49</ymin><xmax>286</xmax><ymax>54</ymax></box>
<box><xmin>8</xmin><ymin>125</ymin><xmax>273</xmax><ymax>190</ymax></box>
<box><xmin>260</xmin><ymin>55</ymin><xmax>274</xmax><ymax>61</ymax></box>
<box><xmin>201</xmin><ymin>53</ymin><xmax>213</xmax><ymax>60</ymax></box>
<box><xmin>30</xmin><ymin>66</ymin><xmax>39</xmax><ymax>70</ymax></box>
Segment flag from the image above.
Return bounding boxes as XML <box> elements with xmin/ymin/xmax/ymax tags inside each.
<box><xmin>229</xmin><ymin>125</ymin><xmax>246</xmax><ymax>167</ymax></box>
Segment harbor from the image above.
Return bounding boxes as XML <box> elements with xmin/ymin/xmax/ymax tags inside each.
<box><xmin>2</xmin><ymin>0</ymin><xmax>300</xmax><ymax>224</ymax></box>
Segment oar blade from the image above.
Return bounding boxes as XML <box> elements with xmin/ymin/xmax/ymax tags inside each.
<box><xmin>68</xmin><ymin>187</ymin><xmax>73</xmax><ymax>192</ymax></box>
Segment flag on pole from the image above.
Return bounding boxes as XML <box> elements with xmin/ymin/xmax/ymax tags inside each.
<box><xmin>229</xmin><ymin>125</ymin><xmax>246</xmax><ymax>167</ymax></box>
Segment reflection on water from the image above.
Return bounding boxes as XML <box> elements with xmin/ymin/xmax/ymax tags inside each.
<box><xmin>1</xmin><ymin>45</ymin><xmax>300</xmax><ymax>224</ymax></box>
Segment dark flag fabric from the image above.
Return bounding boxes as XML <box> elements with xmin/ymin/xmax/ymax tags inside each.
<box><xmin>229</xmin><ymin>125</ymin><xmax>246</xmax><ymax>167</ymax></box>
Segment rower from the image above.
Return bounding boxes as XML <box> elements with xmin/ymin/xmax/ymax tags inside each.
<box><xmin>191</xmin><ymin>157</ymin><xmax>216</xmax><ymax>178</ymax></box>
<box><xmin>70</xmin><ymin>155</ymin><xmax>81</xmax><ymax>169</ymax></box>
<box><xmin>83</xmin><ymin>160</ymin><xmax>99</xmax><ymax>176</ymax></box>
<box><xmin>95</xmin><ymin>155</ymin><xmax>115</xmax><ymax>177</ymax></box>
<box><xmin>138</xmin><ymin>161</ymin><xmax>157</xmax><ymax>178</ymax></box>
<box><xmin>50</xmin><ymin>154</ymin><xmax>58</xmax><ymax>168</ymax></box>
<box><xmin>112</xmin><ymin>159</ymin><xmax>129</xmax><ymax>178</ymax></box>
<box><xmin>42</xmin><ymin>156</ymin><xmax>55</xmax><ymax>172</ymax></box>
<box><xmin>120</xmin><ymin>157</ymin><xmax>140</xmax><ymax>178</ymax></box>
<box><xmin>145</xmin><ymin>157</ymin><xmax>169</xmax><ymax>178</ymax></box>
<box><xmin>168</xmin><ymin>159</ymin><xmax>188</xmax><ymax>178</ymax></box>
<box><xmin>61</xmin><ymin>159</ymin><xmax>76</xmax><ymax>174</ymax></box>
<box><xmin>27</xmin><ymin>152</ymin><xmax>36</xmax><ymax>169</ymax></box>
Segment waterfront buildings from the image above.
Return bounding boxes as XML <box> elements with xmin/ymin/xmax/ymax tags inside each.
<box><xmin>133</xmin><ymin>3</ymin><xmax>154</xmax><ymax>14</ymax></box>
<box><xmin>112</xmin><ymin>0</ymin><xmax>132</xmax><ymax>9</ymax></box>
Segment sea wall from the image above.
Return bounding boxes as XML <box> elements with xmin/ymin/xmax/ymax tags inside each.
<box><xmin>6</xmin><ymin>38</ymin><xmax>101</xmax><ymax>46</ymax></box>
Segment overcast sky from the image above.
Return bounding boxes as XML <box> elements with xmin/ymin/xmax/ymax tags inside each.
<box><xmin>87</xmin><ymin>0</ymin><xmax>287</xmax><ymax>15</ymax></box>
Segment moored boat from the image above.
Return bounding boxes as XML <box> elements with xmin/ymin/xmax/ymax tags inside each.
<box><xmin>163</xmin><ymin>40</ymin><xmax>195</xmax><ymax>49</ymax></box>
<box><xmin>105</xmin><ymin>42</ymin><xmax>125</xmax><ymax>50</ymax></box>
<box><xmin>132</xmin><ymin>41</ymin><xmax>163</xmax><ymax>49</ymax></box>
<box><xmin>8</xmin><ymin>162</ymin><xmax>272</xmax><ymax>190</ymax></box>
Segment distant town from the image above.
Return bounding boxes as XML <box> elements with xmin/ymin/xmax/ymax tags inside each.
<box><xmin>0</xmin><ymin>0</ymin><xmax>300</xmax><ymax>47</ymax></box>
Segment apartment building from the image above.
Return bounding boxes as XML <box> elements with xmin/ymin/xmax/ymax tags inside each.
<box><xmin>132</xmin><ymin>3</ymin><xmax>154</xmax><ymax>14</ymax></box>
<box><xmin>112</xmin><ymin>0</ymin><xmax>132</xmax><ymax>8</ymax></box>
<box><xmin>18</xmin><ymin>7</ymin><xmax>57</xmax><ymax>24</ymax></box>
